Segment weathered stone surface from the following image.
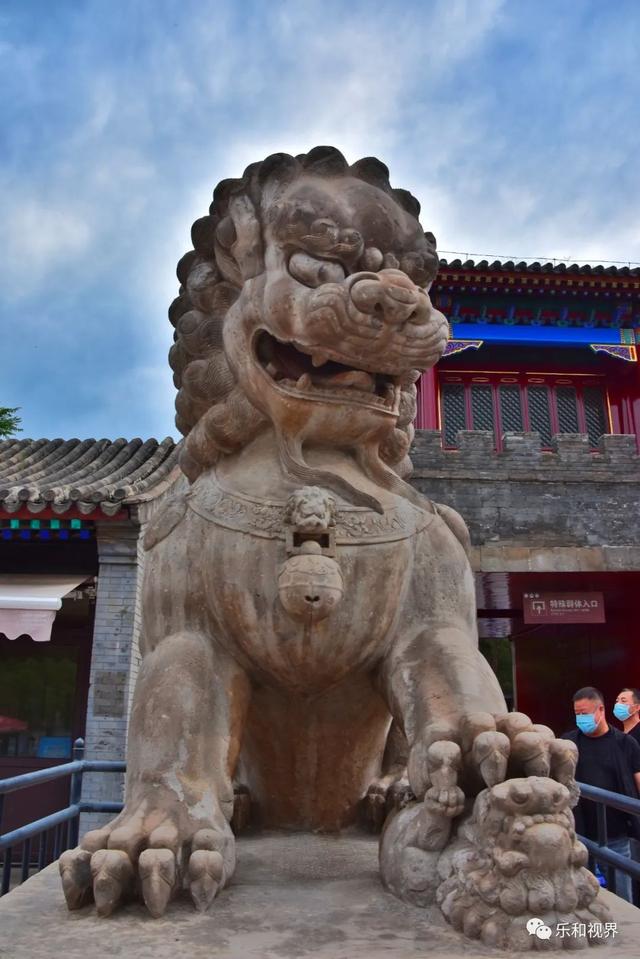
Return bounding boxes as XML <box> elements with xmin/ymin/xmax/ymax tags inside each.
<box><xmin>2</xmin><ymin>836</ymin><xmax>638</xmax><ymax>958</ymax></box>
<box><xmin>56</xmin><ymin>147</ymin><xmax>607</xmax><ymax>947</ymax></box>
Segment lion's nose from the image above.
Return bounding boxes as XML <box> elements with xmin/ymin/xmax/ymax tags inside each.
<box><xmin>348</xmin><ymin>269</ymin><xmax>430</xmax><ymax>329</ymax></box>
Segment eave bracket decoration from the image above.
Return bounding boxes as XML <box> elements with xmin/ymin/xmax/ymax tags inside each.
<box><xmin>590</xmin><ymin>344</ymin><xmax>637</xmax><ymax>362</ymax></box>
<box><xmin>443</xmin><ymin>339</ymin><xmax>483</xmax><ymax>358</ymax></box>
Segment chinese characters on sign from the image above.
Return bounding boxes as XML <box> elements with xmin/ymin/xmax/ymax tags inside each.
<box><xmin>522</xmin><ymin>591</ymin><xmax>605</xmax><ymax>625</ymax></box>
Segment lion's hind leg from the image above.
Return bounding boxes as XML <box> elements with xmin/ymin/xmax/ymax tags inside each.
<box><xmin>364</xmin><ymin>719</ymin><xmax>413</xmax><ymax>832</ymax></box>
<box><xmin>60</xmin><ymin>631</ymin><xmax>250</xmax><ymax>917</ymax></box>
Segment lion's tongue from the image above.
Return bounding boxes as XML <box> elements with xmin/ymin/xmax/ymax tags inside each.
<box><xmin>319</xmin><ymin>370</ymin><xmax>376</xmax><ymax>392</ymax></box>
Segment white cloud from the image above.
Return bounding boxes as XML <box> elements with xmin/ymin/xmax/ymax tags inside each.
<box><xmin>2</xmin><ymin>0</ymin><xmax>640</xmax><ymax>441</ymax></box>
<box><xmin>3</xmin><ymin>196</ymin><xmax>92</xmax><ymax>287</ymax></box>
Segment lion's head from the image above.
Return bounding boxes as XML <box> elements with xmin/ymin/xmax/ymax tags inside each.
<box><xmin>169</xmin><ymin>146</ymin><xmax>448</xmax><ymax>511</ymax></box>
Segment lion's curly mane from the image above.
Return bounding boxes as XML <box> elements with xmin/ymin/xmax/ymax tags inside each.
<box><xmin>169</xmin><ymin>146</ymin><xmax>433</xmax><ymax>484</ymax></box>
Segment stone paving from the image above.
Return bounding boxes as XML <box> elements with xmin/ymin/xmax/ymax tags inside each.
<box><xmin>0</xmin><ymin>833</ymin><xmax>638</xmax><ymax>959</ymax></box>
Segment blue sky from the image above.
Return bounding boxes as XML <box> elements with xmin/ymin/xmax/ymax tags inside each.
<box><xmin>2</xmin><ymin>0</ymin><xmax>639</xmax><ymax>440</ymax></box>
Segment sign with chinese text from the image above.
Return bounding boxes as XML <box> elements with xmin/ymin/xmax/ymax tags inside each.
<box><xmin>523</xmin><ymin>592</ymin><xmax>605</xmax><ymax>624</ymax></box>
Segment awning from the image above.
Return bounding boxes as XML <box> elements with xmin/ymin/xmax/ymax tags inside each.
<box><xmin>0</xmin><ymin>715</ymin><xmax>28</xmax><ymax>733</ymax></box>
<box><xmin>0</xmin><ymin>575</ymin><xmax>86</xmax><ymax>642</ymax></box>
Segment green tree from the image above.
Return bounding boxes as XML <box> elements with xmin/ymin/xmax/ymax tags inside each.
<box><xmin>0</xmin><ymin>407</ymin><xmax>21</xmax><ymax>438</ymax></box>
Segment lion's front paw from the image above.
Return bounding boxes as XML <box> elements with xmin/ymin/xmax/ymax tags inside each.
<box><xmin>408</xmin><ymin>711</ymin><xmax>579</xmax><ymax>802</ymax></box>
<box><xmin>59</xmin><ymin>790</ymin><xmax>234</xmax><ymax>917</ymax></box>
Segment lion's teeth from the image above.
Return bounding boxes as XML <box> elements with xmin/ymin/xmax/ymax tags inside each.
<box><xmin>296</xmin><ymin>373</ymin><xmax>312</xmax><ymax>390</ymax></box>
<box><xmin>327</xmin><ymin>371</ymin><xmax>375</xmax><ymax>391</ymax></box>
<box><xmin>312</xmin><ymin>351</ymin><xmax>329</xmax><ymax>367</ymax></box>
<box><xmin>265</xmin><ymin>362</ymin><xmax>278</xmax><ymax>377</ymax></box>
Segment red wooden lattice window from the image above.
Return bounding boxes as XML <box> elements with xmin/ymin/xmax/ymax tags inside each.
<box><xmin>439</xmin><ymin>372</ymin><xmax>609</xmax><ymax>450</ymax></box>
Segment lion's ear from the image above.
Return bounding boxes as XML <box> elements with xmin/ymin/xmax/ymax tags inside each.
<box><xmin>229</xmin><ymin>195</ymin><xmax>264</xmax><ymax>281</ymax></box>
<box><xmin>212</xmin><ymin>194</ymin><xmax>264</xmax><ymax>285</ymax></box>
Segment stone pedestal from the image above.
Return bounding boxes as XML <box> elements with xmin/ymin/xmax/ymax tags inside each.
<box><xmin>1</xmin><ymin>833</ymin><xmax>638</xmax><ymax>958</ymax></box>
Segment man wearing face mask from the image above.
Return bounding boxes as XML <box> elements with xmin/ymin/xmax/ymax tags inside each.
<box><xmin>614</xmin><ymin>688</ymin><xmax>640</xmax><ymax>744</ymax></box>
<box><xmin>562</xmin><ymin>686</ymin><xmax>640</xmax><ymax>903</ymax></box>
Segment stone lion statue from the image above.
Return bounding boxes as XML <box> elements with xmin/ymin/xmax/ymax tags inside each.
<box><xmin>59</xmin><ymin>146</ymin><xmax>608</xmax><ymax>946</ymax></box>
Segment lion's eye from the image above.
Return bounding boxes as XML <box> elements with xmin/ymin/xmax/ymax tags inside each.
<box><xmin>288</xmin><ymin>252</ymin><xmax>346</xmax><ymax>288</ymax></box>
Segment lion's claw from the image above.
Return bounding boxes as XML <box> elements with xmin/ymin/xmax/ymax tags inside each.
<box><xmin>59</xmin><ymin>848</ymin><xmax>93</xmax><ymax>910</ymax></box>
<box><xmin>471</xmin><ymin>730</ymin><xmax>510</xmax><ymax>786</ymax></box>
<box><xmin>408</xmin><ymin>710</ymin><xmax>579</xmax><ymax>812</ymax></box>
<box><xmin>91</xmin><ymin>849</ymin><xmax>134</xmax><ymax>917</ymax></box>
<box><xmin>364</xmin><ymin>771</ymin><xmax>416</xmax><ymax>832</ymax></box>
<box><xmin>139</xmin><ymin>848</ymin><xmax>176</xmax><ymax>918</ymax></box>
<box><xmin>425</xmin><ymin>785</ymin><xmax>465</xmax><ymax>818</ymax></box>
<box><xmin>189</xmin><ymin>849</ymin><xmax>225</xmax><ymax>911</ymax></box>
<box><xmin>510</xmin><ymin>731</ymin><xmax>551</xmax><ymax>777</ymax></box>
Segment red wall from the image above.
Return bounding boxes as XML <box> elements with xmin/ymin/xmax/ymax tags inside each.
<box><xmin>509</xmin><ymin>572</ymin><xmax>640</xmax><ymax>736</ymax></box>
<box><xmin>417</xmin><ymin>354</ymin><xmax>640</xmax><ymax>447</ymax></box>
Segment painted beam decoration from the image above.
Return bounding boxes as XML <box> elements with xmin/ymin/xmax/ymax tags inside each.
<box><xmin>0</xmin><ymin>517</ymin><xmax>94</xmax><ymax>541</ymax></box>
<box><xmin>443</xmin><ymin>339</ymin><xmax>483</xmax><ymax>358</ymax></box>
<box><xmin>444</xmin><ymin>322</ymin><xmax>638</xmax><ymax>360</ymax></box>
<box><xmin>431</xmin><ymin>262</ymin><xmax>640</xmax><ymax>363</ymax></box>
<box><xmin>590</xmin><ymin>344</ymin><xmax>637</xmax><ymax>362</ymax></box>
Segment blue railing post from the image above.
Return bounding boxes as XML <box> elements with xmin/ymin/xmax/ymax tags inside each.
<box><xmin>595</xmin><ymin>801</ymin><xmax>615</xmax><ymax>892</ymax></box>
<box><xmin>68</xmin><ymin>738</ymin><xmax>85</xmax><ymax>849</ymax></box>
<box><xmin>1</xmin><ymin>755</ymin><xmax>124</xmax><ymax>897</ymax></box>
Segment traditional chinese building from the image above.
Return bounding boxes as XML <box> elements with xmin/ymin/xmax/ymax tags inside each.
<box><xmin>1</xmin><ymin>258</ymin><xmax>639</xmax><ymax>829</ymax></box>
<box><xmin>413</xmin><ymin>258</ymin><xmax>640</xmax><ymax>735</ymax></box>
<box><xmin>0</xmin><ymin>438</ymin><xmax>179</xmax><ymax>834</ymax></box>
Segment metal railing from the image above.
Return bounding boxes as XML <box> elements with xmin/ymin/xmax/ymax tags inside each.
<box><xmin>0</xmin><ymin>738</ymin><xmax>124</xmax><ymax>896</ymax></box>
<box><xmin>576</xmin><ymin>781</ymin><xmax>640</xmax><ymax>899</ymax></box>
<box><xmin>2</xmin><ymin>760</ymin><xmax>639</xmax><ymax>899</ymax></box>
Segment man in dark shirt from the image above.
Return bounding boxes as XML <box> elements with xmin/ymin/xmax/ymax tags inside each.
<box><xmin>562</xmin><ymin>686</ymin><xmax>640</xmax><ymax>903</ymax></box>
<box><xmin>614</xmin><ymin>688</ymin><xmax>640</xmax><ymax>745</ymax></box>
<box><xmin>613</xmin><ymin>686</ymin><xmax>640</xmax><ymax>905</ymax></box>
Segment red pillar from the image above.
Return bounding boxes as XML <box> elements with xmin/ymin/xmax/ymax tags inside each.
<box><xmin>416</xmin><ymin>369</ymin><xmax>438</xmax><ymax>429</ymax></box>
<box><xmin>633</xmin><ymin>355</ymin><xmax>640</xmax><ymax>450</ymax></box>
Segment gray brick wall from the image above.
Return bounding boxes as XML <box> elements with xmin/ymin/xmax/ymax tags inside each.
<box><xmin>80</xmin><ymin>522</ymin><xmax>142</xmax><ymax>834</ymax></box>
<box><xmin>410</xmin><ymin>429</ymin><xmax>640</xmax><ymax>572</ymax></box>
<box><xmin>78</xmin><ymin>479</ymin><xmax>184</xmax><ymax>836</ymax></box>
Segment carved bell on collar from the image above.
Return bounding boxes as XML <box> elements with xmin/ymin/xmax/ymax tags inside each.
<box><xmin>277</xmin><ymin>541</ymin><xmax>344</xmax><ymax>623</ymax></box>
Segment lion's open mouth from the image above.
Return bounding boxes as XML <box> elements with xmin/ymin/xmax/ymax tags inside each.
<box><xmin>255</xmin><ymin>331</ymin><xmax>399</xmax><ymax>411</ymax></box>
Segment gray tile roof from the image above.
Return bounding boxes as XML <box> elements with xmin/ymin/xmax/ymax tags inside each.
<box><xmin>439</xmin><ymin>258</ymin><xmax>640</xmax><ymax>277</ymax></box>
<box><xmin>0</xmin><ymin>437</ymin><xmax>179</xmax><ymax>515</ymax></box>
